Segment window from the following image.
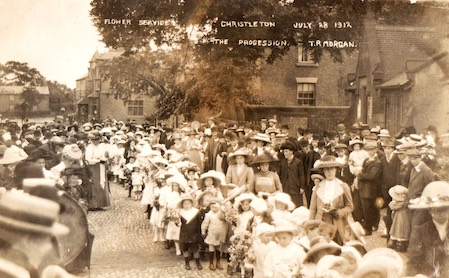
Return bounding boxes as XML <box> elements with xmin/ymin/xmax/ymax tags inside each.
<box><xmin>296</xmin><ymin>77</ymin><xmax>318</xmax><ymax>106</ymax></box>
<box><xmin>95</xmin><ymin>79</ymin><xmax>101</xmax><ymax>91</ymax></box>
<box><xmin>297</xmin><ymin>43</ymin><xmax>314</xmax><ymax>64</ymax></box>
<box><xmin>128</xmin><ymin>100</ymin><xmax>144</xmax><ymax>116</ymax></box>
<box><xmin>297</xmin><ymin>83</ymin><xmax>316</xmax><ymax>106</ymax></box>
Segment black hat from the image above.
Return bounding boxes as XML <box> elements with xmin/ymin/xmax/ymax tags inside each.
<box><xmin>280</xmin><ymin>141</ymin><xmax>297</xmax><ymax>151</ymax></box>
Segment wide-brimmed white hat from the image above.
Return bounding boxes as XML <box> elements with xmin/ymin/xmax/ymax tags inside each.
<box><xmin>304</xmin><ymin>236</ymin><xmax>341</xmax><ymax>262</ymax></box>
<box><xmin>227</xmin><ymin>148</ymin><xmax>253</xmax><ymax>164</ymax></box>
<box><xmin>252</xmin><ymin>133</ymin><xmax>271</xmax><ymax>143</ymax></box>
<box><xmin>166</xmin><ymin>174</ymin><xmax>188</xmax><ymax>191</ymax></box>
<box><xmin>268</xmin><ymin>192</ymin><xmax>296</xmax><ymax>211</ymax></box>
<box><xmin>314</xmin><ymin>155</ymin><xmax>342</xmax><ymax>169</ymax></box>
<box><xmin>0</xmin><ymin>147</ymin><xmax>28</xmax><ymax>164</ymax></box>
<box><xmin>62</xmin><ymin>144</ymin><xmax>83</xmax><ymax>160</ymax></box>
<box><xmin>255</xmin><ymin>223</ymin><xmax>275</xmax><ymax>237</ymax></box>
<box><xmin>250</xmin><ymin>197</ymin><xmax>268</xmax><ymax>213</ymax></box>
<box><xmin>291</xmin><ymin>206</ymin><xmax>310</xmax><ymax>226</ymax></box>
<box><xmin>409</xmin><ymin>181</ymin><xmax>449</xmax><ymax>209</ymax></box>
<box><xmin>233</xmin><ymin>192</ymin><xmax>256</xmax><ymax>209</ymax></box>
<box><xmin>177</xmin><ymin>194</ymin><xmax>198</xmax><ymax>208</ymax></box>
<box><xmin>198</xmin><ymin>170</ymin><xmax>225</xmax><ymax>188</ymax></box>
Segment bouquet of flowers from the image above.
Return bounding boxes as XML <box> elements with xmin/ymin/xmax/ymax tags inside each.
<box><xmin>229</xmin><ymin>230</ymin><xmax>254</xmax><ymax>276</ymax></box>
<box><xmin>224</xmin><ymin>206</ymin><xmax>239</xmax><ymax>227</ymax></box>
<box><xmin>163</xmin><ymin>208</ymin><xmax>181</xmax><ymax>226</ymax></box>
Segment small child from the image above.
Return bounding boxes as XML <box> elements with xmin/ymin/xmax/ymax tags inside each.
<box><xmin>252</xmin><ymin>223</ymin><xmax>276</xmax><ymax>278</ymax></box>
<box><xmin>198</xmin><ymin>171</ymin><xmax>224</xmax><ymax>199</ymax></box>
<box><xmin>263</xmin><ymin>222</ymin><xmax>306</xmax><ymax>278</ymax></box>
<box><xmin>233</xmin><ymin>193</ymin><xmax>256</xmax><ymax>234</ymax></box>
<box><xmin>178</xmin><ymin>195</ymin><xmax>203</xmax><ymax>271</ymax></box>
<box><xmin>62</xmin><ymin>167</ymin><xmax>88</xmax><ymax>214</ymax></box>
<box><xmin>317</xmin><ymin>222</ymin><xmax>337</xmax><ymax>243</ymax></box>
<box><xmin>348</xmin><ymin>140</ymin><xmax>368</xmax><ymax>190</ymax></box>
<box><xmin>131</xmin><ymin>166</ymin><xmax>145</xmax><ymax>201</ymax></box>
<box><xmin>201</xmin><ymin>198</ymin><xmax>227</xmax><ymax>270</ymax></box>
<box><xmin>388</xmin><ymin>185</ymin><xmax>411</xmax><ymax>252</ymax></box>
<box><xmin>268</xmin><ymin>192</ymin><xmax>295</xmax><ymax>223</ymax></box>
<box><xmin>164</xmin><ymin>175</ymin><xmax>187</xmax><ymax>256</ymax></box>
<box><xmin>150</xmin><ymin>172</ymin><xmax>167</xmax><ymax>243</ymax></box>
<box><xmin>124</xmin><ymin>156</ymin><xmax>137</xmax><ymax>197</ymax></box>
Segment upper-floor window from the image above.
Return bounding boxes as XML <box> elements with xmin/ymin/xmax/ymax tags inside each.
<box><xmin>297</xmin><ymin>43</ymin><xmax>316</xmax><ymax>66</ymax></box>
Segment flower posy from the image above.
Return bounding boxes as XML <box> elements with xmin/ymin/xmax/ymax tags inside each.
<box><xmin>229</xmin><ymin>230</ymin><xmax>254</xmax><ymax>270</ymax></box>
<box><xmin>224</xmin><ymin>207</ymin><xmax>239</xmax><ymax>227</ymax></box>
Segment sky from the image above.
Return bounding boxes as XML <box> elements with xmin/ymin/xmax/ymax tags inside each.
<box><xmin>0</xmin><ymin>0</ymin><xmax>106</xmax><ymax>89</ymax></box>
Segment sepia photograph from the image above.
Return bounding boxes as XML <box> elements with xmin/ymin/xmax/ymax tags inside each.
<box><xmin>1</xmin><ymin>0</ymin><xmax>449</xmax><ymax>277</ymax></box>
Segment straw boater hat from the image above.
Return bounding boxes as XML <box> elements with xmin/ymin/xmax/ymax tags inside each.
<box><xmin>265</xmin><ymin>127</ymin><xmax>279</xmax><ymax>135</ymax></box>
<box><xmin>409</xmin><ymin>181</ymin><xmax>449</xmax><ymax>209</ymax></box>
<box><xmin>0</xmin><ymin>191</ymin><xmax>69</xmax><ymax>236</ymax></box>
<box><xmin>334</xmin><ymin>143</ymin><xmax>347</xmax><ymax>150</ymax></box>
<box><xmin>252</xmin><ymin>133</ymin><xmax>271</xmax><ymax>144</ymax></box>
<box><xmin>198</xmin><ymin>170</ymin><xmax>225</xmax><ymax>188</ymax></box>
<box><xmin>378</xmin><ymin>129</ymin><xmax>390</xmax><ymax>138</ymax></box>
<box><xmin>268</xmin><ymin>192</ymin><xmax>296</xmax><ymax>211</ymax></box>
<box><xmin>311</xmin><ymin>174</ymin><xmax>325</xmax><ymax>182</ymax></box>
<box><xmin>0</xmin><ymin>147</ymin><xmax>28</xmax><ymax>164</ymax></box>
<box><xmin>250</xmin><ymin>152</ymin><xmax>278</xmax><ymax>165</ymax></box>
<box><xmin>268</xmin><ymin>118</ymin><xmax>277</xmax><ymax>124</ymax></box>
<box><xmin>314</xmin><ymin>155</ymin><xmax>342</xmax><ymax>169</ymax></box>
<box><xmin>233</xmin><ymin>192</ymin><xmax>256</xmax><ymax>209</ymax></box>
<box><xmin>304</xmin><ymin>236</ymin><xmax>342</xmax><ymax>262</ymax></box>
<box><xmin>363</xmin><ymin>141</ymin><xmax>378</xmax><ymax>150</ymax></box>
<box><xmin>177</xmin><ymin>194</ymin><xmax>198</xmax><ymax>208</ymax></box>
<box><xmin>227</xmin><ymin>148</ymin><xmax>253</xmax><ymax>164</ymax></box>
<box><xmin>349</xmin><ymin>139</ymin><xmax>364</xmax><ymax>147</ymax></box>
<box><xmin>388</xmin><ymin>185</ymin><xmax>408</xmax><ymax>202</ymax></box>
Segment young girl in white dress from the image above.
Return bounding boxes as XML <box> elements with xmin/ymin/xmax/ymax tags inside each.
<box><xmin>164</xmin><ymin>175</ymin><xmax>187</xmax><ymax>255</ymax></box>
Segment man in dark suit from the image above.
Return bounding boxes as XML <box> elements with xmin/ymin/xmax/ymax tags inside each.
<box><xmin>357</xmin><ymin>141</ymin><xmax>382</xmax><ymax>235</ymax></box>
<box><xmin>278</xmin><ymin>141</ymin><xmax>306</xmax><ymax>207</ymax></box>
<box><xmin>406</xmin><ymin>148</ymin><xmax>436</xmax><ymax>236</ymax></box>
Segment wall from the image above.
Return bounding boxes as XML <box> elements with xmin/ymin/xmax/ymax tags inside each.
<box><xmin>255</xmin><ymin>48</ymin><xmax>357</xmax><ymax>107</ymax></box>
<box><xmin>99</xmin><ymin>94</ymin><xmax>157</xmax><ymax>124</ymax></box>
<box><xmin>410</xmin><ymin>60</ymin><xmax>449</xmax><ymax>134</ymax></box>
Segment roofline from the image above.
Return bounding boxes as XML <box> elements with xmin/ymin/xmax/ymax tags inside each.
<box><xmin>245</xmin><ymin>105</ymin><xmax>350</xmax><ymax>110</ymax></box>
<box><xmin>408</xmin><ymin>51</ymin><xmax>448</xmax><ymax>74</ymax></box>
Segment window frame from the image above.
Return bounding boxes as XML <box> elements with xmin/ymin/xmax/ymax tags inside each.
<box><xmin>127</xmin><ymin>99</ymin><xmax>144</xmax><ymax>116</ymax></box>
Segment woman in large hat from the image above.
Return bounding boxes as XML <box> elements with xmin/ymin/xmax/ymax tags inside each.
<box><xmin>225</xmin><ymin>148</ymin><xmax>254</xmax><ymax>192</ymax></box>
<box><xmin>405</xmin><ymin>181</ymin><xmax>449</xmax><ymax>277</ymax></box>
<box><xmin>247</xmin><ymin>151</ymin><xmax>282</xmax><ymax>196</ymax></box>
<box><xmin>185</xmin><ymin>130</ymin><xmax>203</xmax><ymax>173</ymax></box>
<box><xmin>85</xmin><ymin>131</ymin><xmax>111</xmax><ymax>210</ymax></box>
<box><xmin>309</xmin><ymin>155</ymin><xmax>354</xmax><ymax>245</ymax></box>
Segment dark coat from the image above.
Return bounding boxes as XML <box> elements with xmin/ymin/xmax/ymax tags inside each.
<box><xmin>357</xmin><ymin>156</ymin><xmax>382</xmax><ymax>199</ymax></box>
<box><xmin>406</xmin><ymin>216</ymin><xmax>449</xmax><ymax>278</ymax></box>
<box><xmin>406</xmin><ymin>163</ymin><xmax>436</xmax><ymax>202</ymax></box>
<box><xmin>278</xmin><ymin>157</ymin><xmax>306</xmax><ymax>206</ymax></box>
<box><xmin>179</xmin><ymin>209</ymin><xmax>202</xmax><ymax>244</ymax></box>
<box><xmin>379</xmin><ymin>154</ymin><xmax>400</xmax><ymax>200</ymax></box>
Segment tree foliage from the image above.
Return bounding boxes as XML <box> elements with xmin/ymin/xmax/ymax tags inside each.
<box><xmin>0</xmin><ymin>61</ymin><xmax>45</xmax><ymax>86</ymax></box>
<box><xmin>18</xmin><ymin>86</ymin><xmax>44</xmax><ymax>112</ymax></box>
<box><xmin>47</xmin><ymin>81</ymin><xmax>75</xmax><ymax>111</ymax></box>
<box><xmin>90</xmin><ymin>0</ymin><xmax>436</xmax><ymax>116</ymax></box>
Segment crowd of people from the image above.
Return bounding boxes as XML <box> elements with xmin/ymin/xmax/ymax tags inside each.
<box><xmin>0</xmin><ymin>116</ymin><xmax>448</xmax><ymax>277</ymax></box>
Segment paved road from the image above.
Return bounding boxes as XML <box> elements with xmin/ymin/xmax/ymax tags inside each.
<box><xmin>77</xmin><ymin>182</ymin><xmax>393</xmax><ymax>278</ymax></box>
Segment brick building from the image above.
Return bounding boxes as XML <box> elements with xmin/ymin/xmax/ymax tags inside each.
<box><xmin>352</xmin><ymin>12</ymin><xmax>444</xmax><ymax>135</ymax></box>
<box><xmin>0</xmin><ymin>85</ymin><xmax>50</xmax><ymax>113</ymax></box>
<box><xmin>245</xmin><ymin>45</ymin><xmax>358</xmax><ymax>134</ymax></box>
<box><xmin>75</xmin><ymin>50</ymin><xmax>157</xmax><ymax>123</ymax></box>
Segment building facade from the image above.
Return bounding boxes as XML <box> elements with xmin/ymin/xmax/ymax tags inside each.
<box><xmin>245</xmin><ymin>44</ymin><xmax>358</xmax><ymax>133</ymax></box>
<box><xmin>75</xmin><ymin>50</ymin><xmax>157</xmax><ymax>124</ymax></box>
<box><xmin>0</xmin><ymin>85</ymin><xmax>50</xmax><ymax>113</ymax></box>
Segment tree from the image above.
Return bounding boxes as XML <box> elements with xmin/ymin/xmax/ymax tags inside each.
<box><xmin>90</xmin><ymin>0</ymin><xmax>436</xmax><ymax>116</ymax></box>
<box><xmin>47</xmin><ymin>81</ymin><xmax>75</xmax><ymax>112</ymax></box>
<box><xmin>103</xmin><ymin>50</ymin><xmax>200</xmax><ymax>120</ymax></box>
<box><xmin>0</xmin><ymin>61</ymin><xmax>45</xmax><ymax>86</ymax></box>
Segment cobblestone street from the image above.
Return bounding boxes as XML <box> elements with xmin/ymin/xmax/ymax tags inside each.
<box><xmin>78</xmin><ymin>182</ymin><xmax>393</xmax><ymax>278</ymax></box>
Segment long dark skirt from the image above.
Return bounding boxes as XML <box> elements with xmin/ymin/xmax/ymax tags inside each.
<box><xmin>87</xmin><ymin>163</ymin><xmax>111</xmax><ymax>209</ymax></box>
